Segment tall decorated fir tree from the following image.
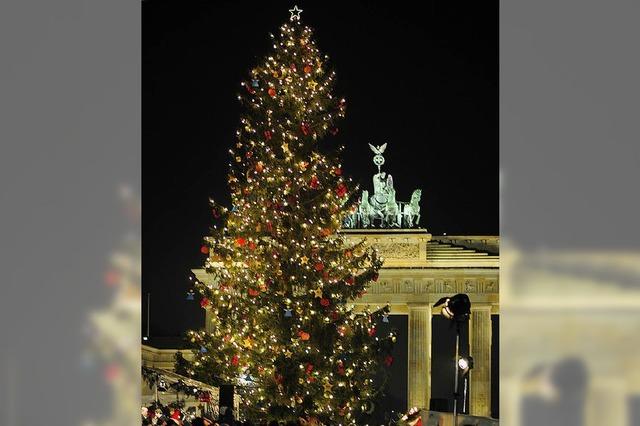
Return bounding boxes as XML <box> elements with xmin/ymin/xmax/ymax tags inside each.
<box><xmin>185</xmin><ymin>7</ymin><xmax>396</xmax><ymax>424</ymax></box>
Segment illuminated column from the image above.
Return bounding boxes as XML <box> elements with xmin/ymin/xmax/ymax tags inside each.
<box><xmin>469</xmin><ymin>306</ymin><xmax>492</xmax><ymax>417</ymax></box>
<box><xmin>407</xmin><ymin>304</ymin><xmax>432</xmax><ymax>409</ymax></box>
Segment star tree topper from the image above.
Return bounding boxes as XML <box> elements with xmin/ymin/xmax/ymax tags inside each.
<box><xmin>289</xmin><ymin>5</ymin><xmax>303</xmax><ymax>22</ymax></box>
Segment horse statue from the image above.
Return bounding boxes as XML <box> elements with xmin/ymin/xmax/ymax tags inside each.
<box><xmin>403</xmin><ymin>189</ymin><xmax>422</xmax><ymax>227</ymax></box>
<box><xmin>359</xmin><ymin>190</ymin><xmax>373</xmax><ymax>228</ymax></box>
<box><xmin>383</xmin><ymin>188</ymin><xmax>400</xmax><ymax>227</ymax></box>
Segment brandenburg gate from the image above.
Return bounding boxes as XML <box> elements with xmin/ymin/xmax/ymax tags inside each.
<box><xmin>341</xmin><ymin>229</ymin><xmax>499</xmax><ymax>417</ymax></box>
<box><xmin>339</xmin><ymin>143</ymin><xmax>499</xmax><ymax>416</ymax></box>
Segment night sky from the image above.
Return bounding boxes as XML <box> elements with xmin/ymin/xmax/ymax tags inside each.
<box><xmin>143</xmin><ymin>0</ymin><xmax>497</xmax><ymax>340</ymax></box>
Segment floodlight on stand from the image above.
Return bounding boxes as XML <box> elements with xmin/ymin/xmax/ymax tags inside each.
<box><xmin>433</xmin><ymin>293</ymin><xmax>471</xmax><ymax>424</ymax></box>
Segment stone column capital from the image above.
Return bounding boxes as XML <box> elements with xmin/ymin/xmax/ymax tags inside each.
<box><xmin>407</xmin><ymin>303</ymin><xmax>432</xmax><ymax>310</ymax></box>
<box><xmin>471</xmin><ymin>304</ymin><xmax>492</xmax><ymax>312</ymax></box>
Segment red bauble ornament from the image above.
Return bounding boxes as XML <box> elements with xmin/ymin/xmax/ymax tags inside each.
<box><xmin>300</xmin><ymin>122</ymin><xmax>310</xmax><ymax>136</ymax></box>
<box><xmin>248</xmin><ymin>241</ymin><xmax>257</xmax><ymax>250</ymax></box>
<box><xmin>235</xmin><ymin>237</ymin><xmax>247</xmax><ymax>247</ymax></box>
<box><xmin>336</xmin><ymin>183</ymin><xmax>348</xmax><ymax>198</ymax></box>
<box><xmin>264</xmin><ymin>130</ymin><xmax>272</xmax><ymax>140</ymax></box>
<box><xmin>305</xmin><ymin>363</ymin><xmax>314</xmax><ymax>374</ymax></box>
<box><xmin>333</xmin><ymin>167</ymin><xmax>342</xmax><ymax>176</ymax></box>
<box><xmin>384</xmin><ymin>355</ymin><xmax>394</xmax><ymax>367</ymax></box>
<box><xmin>200</xmin><ymin>297</ymin><xmax>210</xmax><ymax>308</ymax></box>
<box><xmin>330</xmin><ymin>127</ymin><xmax>339</xmax><ymax>136</ymax></box>
<box><xmin>309</xmin><ymin>175</ymin><xmax>319</xmax><ymax>189</ymax></box>
<box><xmin>268</xmin><ymin>87</ymin><xmax>277</xmax><ymax>97</ymax></box>
<box><xmin>290</xmin><ymin>63</ymin><xmax>297</xmax><ymax>72</ymax></box>
<box><xmin>231</xmin><ymin>355</ymin><xmax>239</xmax><ymax>366</ymax></box>
<box><xmin>330</xmin><ymin>310</ymin><xmax>339</xmax><ymax>320</ymax></box>
<box><xmin>320</xmin><ymin>298</ymin><xmax>330</xmax><ymax>307</ymax></box>
<box><xmin>345</xmin><ymin>276</ymin><xmax>354</xmax><ymax>286</ymax></box>
<box><xmin>298</xmin><ymin>330</ymin><xmax>310</xmax><ymax>341</ymax></box>
<box><xmin>245</xmin><ymin>84</ymin><xmax>255</xmax><ymax>95</ymax></box>
<box><xmin>368</xmin><ymin>326</ymin><xmax>377</xmax><ymax>337</ymax></box>
<box><xmin>314</xmin><ymin>262</ymin><xmax>324</xmax><ymax>271</ymax></box>
<box><xmin>248</xmin><ymin>288</ymin><xmax>259</xmax><ymax>297</ymax></box>
<box><xmin>372</xmin><ymin>273</ymin><xmax>379</xmax><ymax>282</ymax></box>
<box><xmin>246</xmin><ymin>151</ymin><xmax>253</xmax><ymax>158</ymax></box>
<box><xmin>303</xmin><ymin>64</ymin><xmax>312</xmax><ymax>74</ymax></box>
<box><xmin>337</xmin><ymin>361</ymin><xmax>345</xmax><ymax>375</ymax></box>
<box><xmin>200</xmin><ymin>245</ymin><xmax>209</xmax><ymax>254</ymax></box>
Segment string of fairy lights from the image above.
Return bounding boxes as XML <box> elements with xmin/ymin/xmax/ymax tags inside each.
<box><xmin>183</xmin><ymin>8</ymin><xmax>397</xmax><ymax>424</ymax></box>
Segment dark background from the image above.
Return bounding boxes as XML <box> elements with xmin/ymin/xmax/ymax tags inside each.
<box><xmin>143</xmin><ymin>0</ymin><xmax>497</xmax><ymax>418</ymax></box>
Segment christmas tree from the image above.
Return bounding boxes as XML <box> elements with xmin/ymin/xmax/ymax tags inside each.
<box><xmin>185</xmin><ymin>7</ymin><xmax>396</xmax><ymax>424</ymax></box>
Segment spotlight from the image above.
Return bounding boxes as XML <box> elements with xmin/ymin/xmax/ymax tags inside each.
<box><xmin>433</xmin><ymin>293</ymin><xmax>471</xmax><ymax>423</ymax></box>
<box><xmin>434</xmin><ymin>293</ymin><xmax>471</xmax><ymax>321</ymax></box>
<box><xmin>458</xmin><ymin>356</ymin><xmax>474</xmax><ymax>374</ymax></box>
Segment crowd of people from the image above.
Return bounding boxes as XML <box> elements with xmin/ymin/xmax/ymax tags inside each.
<box><xmin>141</xmin><ymin>405</ymin><xmax>216</xmax><ymax>426</ymax></box>
<box><xmin>141</xmin><ymin>406</ymin><xmax>324</xmax><ymax>426</ymax></box>
<box><xmin>141</xmin><ymin>402</ymin><xmax>427</xmax><ymax>426</ymax></box>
